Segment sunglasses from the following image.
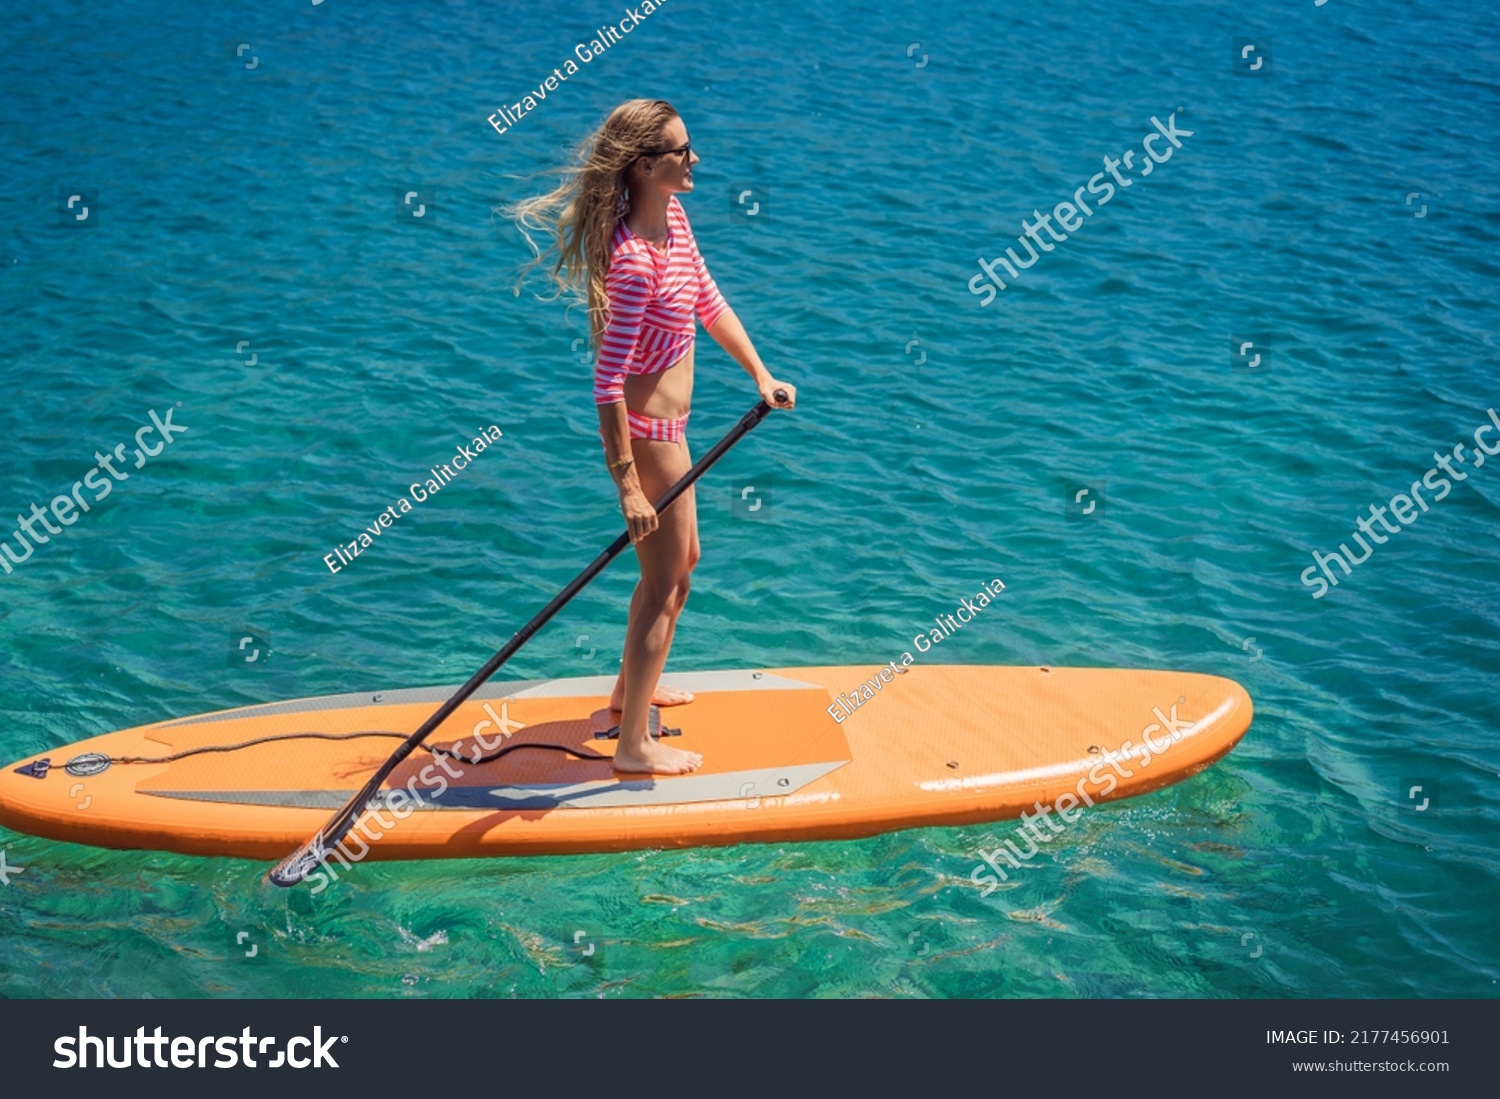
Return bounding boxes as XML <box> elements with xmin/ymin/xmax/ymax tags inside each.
<box><xmin>644</xmin><ymin>140</ymin><xmax>692</xmax><ymax>160</ymax></box>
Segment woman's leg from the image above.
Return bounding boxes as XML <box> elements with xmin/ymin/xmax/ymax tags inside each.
<box><xmin>612</xmin><ymin>437</ymin><xmax>703</xmax><ymax>775</ymax></box>
<box><xmin>608</xmin><ymin>441</ymin><xmax>699</xmax><ymax>710</ymax></box>
<box><xmin>608</xmin><ymin>597</ymin><xmax>697</xmax><ymax>708</ymax></box>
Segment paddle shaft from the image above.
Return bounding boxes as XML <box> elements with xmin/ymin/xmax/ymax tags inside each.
<box><xmin>268</xmin><ymin>394</ymin><xmax>783</xmax><ymax>884</ymax></box>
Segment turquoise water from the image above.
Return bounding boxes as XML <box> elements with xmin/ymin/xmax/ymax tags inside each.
<box><xmin>2</xmin><ymin>0</ymin><xmax>1497</xmax><ymax>998</ymax></box>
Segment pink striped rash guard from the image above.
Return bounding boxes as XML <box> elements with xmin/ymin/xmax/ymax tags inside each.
<box><xmin>592</xmin><ymin>195</ymin><xmax>730</xmax><ymax>405</ymax></box>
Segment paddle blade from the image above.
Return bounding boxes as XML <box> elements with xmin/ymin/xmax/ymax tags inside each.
<box><xmin>267</xmin><ymin>764</ymin><xmax>394</xmax><ymax>886</ymax></box>
<box><xmin>266</xmin><ymin>831</ymin><xmax>330</xmax><ymax>887</ymax></box>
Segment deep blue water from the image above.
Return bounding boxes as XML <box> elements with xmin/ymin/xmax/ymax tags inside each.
<box><xmin>0</xmin><ymin>0</ymin><xmax>1496</xmax><ymax>998</ymax></box>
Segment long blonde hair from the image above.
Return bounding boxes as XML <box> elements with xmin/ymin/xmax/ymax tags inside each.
<box><xmin>505</xmin><ymin>99</ymin><xmax>679</xmax><ymax>353</ymax></box>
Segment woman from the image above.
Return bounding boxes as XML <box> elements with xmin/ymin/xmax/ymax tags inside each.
<box><xmin>509</xmin><ymin>99</ymin><xmax>795</xmax><ymax>775</ymax></box>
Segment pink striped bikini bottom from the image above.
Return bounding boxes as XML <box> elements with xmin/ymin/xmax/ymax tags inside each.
<box><xmin>624</xmin><ymin>407</ymin><xmax>688</xmax><ymax>443</ymax></box>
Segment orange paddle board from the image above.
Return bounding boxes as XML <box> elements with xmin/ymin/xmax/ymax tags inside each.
<box><xmin>0</xmin><ymin>665</ymin><xmax>1251</xmax><ymax>876</ymax></box>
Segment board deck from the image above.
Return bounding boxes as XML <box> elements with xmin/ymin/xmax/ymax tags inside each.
<box><xmin>0</xmin><ymin>665</ymin><xmax>1252</xmax><ymax>863</ymax></box>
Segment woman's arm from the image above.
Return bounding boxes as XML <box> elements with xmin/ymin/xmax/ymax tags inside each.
<box><xmin>595</xmin><ymin>248</ymin><xmax>661</xmax><ymax>542</ymax></box>
<box><xmin>684</xmin><ymin>206</ymin><xmax>796</xmax><ymax>410</ymax></box>
<box><xmin>705</xmin><ymin>309</ymin><xmax>797</xmax><ymax>408</ymax></box>
<box><xmin>599</xmin><ymin>402</ymin><xmax>658</xmax><ymax>543</ymax></box>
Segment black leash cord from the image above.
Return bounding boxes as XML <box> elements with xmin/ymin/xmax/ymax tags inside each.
<box><xmin>108</xmin><ymin>729</ymin><xmax>610</xmax><ymax>766</ymax></box>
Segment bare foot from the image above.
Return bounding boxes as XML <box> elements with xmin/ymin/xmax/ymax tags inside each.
<box><xmin>608</xmin><ymin>683</ymin><xmax>695</xmax><ymax>710</ymax></box>
<box><xmin>612</xmin><ymin>739</ymin><xmax>704</xmax><ymax>775</ymax></box>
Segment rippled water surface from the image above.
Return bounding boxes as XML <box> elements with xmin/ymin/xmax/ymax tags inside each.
<box><xmin>1</xmin><ymin>0</ymin><xmax>1496</xmax><ymax>998</ymax></box>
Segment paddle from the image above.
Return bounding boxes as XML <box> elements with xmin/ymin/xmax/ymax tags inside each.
<box><xmin>267</xmin><ymin>391</ymin><xmax>788</xmax><ymax>886</ymax></box>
